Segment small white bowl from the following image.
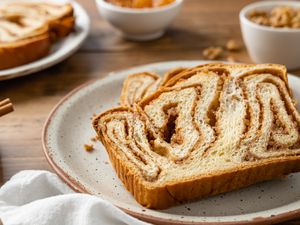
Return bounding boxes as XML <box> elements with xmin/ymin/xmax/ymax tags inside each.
<box><xmin>95</xmin><ymin>0</ymin><xmax>183</xmax><ymax>41</ymax></box>
<box><xmin>240</xmin><ymin>1</ymin><xmax>300</xmax><ymax>70</ymax></box>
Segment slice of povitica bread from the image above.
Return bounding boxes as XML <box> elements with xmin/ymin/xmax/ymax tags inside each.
<box><xmin>94</xmin><ymin>63</ymin><xmax>300</xmax><ymax>209</ymax></box>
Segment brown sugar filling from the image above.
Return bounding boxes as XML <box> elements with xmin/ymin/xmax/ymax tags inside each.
<box><xmin>162</xmin><ymin>104</ymin><xmax>179</xmax><ymax>144</ymax></box>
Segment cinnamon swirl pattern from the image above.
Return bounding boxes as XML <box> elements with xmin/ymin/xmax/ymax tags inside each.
<box><xmin>0</xmin><ymin>1</ymin><xmax>74</xmax><ymax>70</ymax></box>
<box><xmin>120</xmin><ymin>72</ymin><xmax>161</xmax><ymax>107</ymax></box>
<box><xmin>94</xmin><ymin>63</ymin><xmax>300</xmax><ymax>209</ymax></box>
<box><xmin>120</xmin><ymin>68</ymin><xmax>186</xmax><ymax>107</ymax></box>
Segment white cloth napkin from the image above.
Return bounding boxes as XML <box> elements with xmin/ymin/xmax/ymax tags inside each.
<box><xmin>0</xmin><ymin>170</ymin><xmax>150</xmax><ymax>225</ymax></box>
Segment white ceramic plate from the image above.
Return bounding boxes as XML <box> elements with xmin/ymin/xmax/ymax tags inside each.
<box><xmin>0</xmin><ymin>0</ymin><xmax>90</xmax><ymax>81</ymax></box>
<box><xmin>43</xmin><ymin>60</ymin><xmax>300</xmax><ymax>224</ymax></box>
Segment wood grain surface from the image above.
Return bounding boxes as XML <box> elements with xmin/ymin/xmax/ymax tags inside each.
<box><xmin>1</xmin><ymin>0</ymin><xmax>300</xmax><ymax>224</ymax></box>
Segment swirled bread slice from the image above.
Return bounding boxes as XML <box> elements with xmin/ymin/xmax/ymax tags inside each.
<box><xmin>94</xmin><ymin>63</ymin><xmax>300</xmax><ymax>209</ymax></box>
<box><xmin>0</xmin><ymin>2</ymin><xmax>74</xmax><ymax>39</ymax></box>
<box><xmin>0</xmin><ymin>15</ymin><xmax>51</xmax><ymax>69</ymax></box>
<box><xmin>0</xmin><ymin>1</ymin><xmax>74</xmax><ymax>69</ymax></box>
<box><xmin>120</xmin><ymin>68</ymin><xmax>186</xmax><ymax>107</ymax></box>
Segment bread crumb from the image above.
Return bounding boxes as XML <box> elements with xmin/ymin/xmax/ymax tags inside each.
<box><xmin>226</xmin><ymin>39</ymin><xmax>240</xmax><ymax>51</ymax></box>
<box><xmin>202</xmin><ymin>47</ymin><xmax>223</xmax><ymax>60</ymax></box>
<box><xmin>90</xmin><ymin>113</ymin><xmax>97</xmax><ymax>120</ymax></box>
<box><xmin>84</xmin><ymin>144</ymin><xmax>94</xmax><ymax>152</ymax></box>
<box><xmin>91</xmin><ymin>136</ymin><xmax>98</xmax><ymax>142</ymax></box>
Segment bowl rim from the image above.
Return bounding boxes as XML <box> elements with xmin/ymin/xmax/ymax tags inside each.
<box><xmin>95</xmin><ymin>0</ymin><xmax>183</xmax><ymax>14</ymax></box>
<box><xmin>239</xmin><ymin>0</ymin><xmax>300</xmax><ymax>33</ymax></box>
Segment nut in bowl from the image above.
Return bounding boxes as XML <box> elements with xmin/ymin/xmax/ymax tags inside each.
<box><xmin>240</xmin><ymin>1</ymin><xmax>300</xmax><ymax>70</ymax></box>
<box><xmin>95</xmin><ymin>0</ymin><xmax>183</xmax><ymax>41</ymax></box>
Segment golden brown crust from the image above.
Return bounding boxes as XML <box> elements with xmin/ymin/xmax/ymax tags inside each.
<box><xmin>160</xmin><ymin>67</ymin><xmax>187</xmax><ymax>86</ymax></box>
<box><xmin>46</xmin><ymin>3</ymin><xmax>75</xmax><ymax>40</ymax></box>
<box><xmin>93</xmin><ymin>63</ymin><xmax>300</xmax><ymax>209</ymax></box>
<box><xmin>0</xmin><ymin>33</ymin><xmax>51</xmax><ymax>70</ymax></box>
<box><xmin>165</xmin><ymin>63</ymin><xmax>287</xmax><ymax>87</ymax></box>
<box><xmin>51</xmin><ymin>15</ymin><xmax>75</xmax><ymax>38</ymax></box>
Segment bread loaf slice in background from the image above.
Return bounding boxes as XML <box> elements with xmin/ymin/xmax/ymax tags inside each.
<box><xmin>0</xmin><ymin>1</ymin><xmax>75</xmax><ymax>70</ymax></box>
<box><xmin>0</xmin><ymin>16</ymin><xmax>51</xmax><ymax>70</ymax></box>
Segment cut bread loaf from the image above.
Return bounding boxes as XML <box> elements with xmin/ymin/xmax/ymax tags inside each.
<box><xmin>0</xmin><ymin>1</ymin><xmax>74</xmax><ymax>70</ymax></box>
<box><xmin>93</xmin><ymin>63</ymin><xmax>300</xmax><ymax>209</ymax></box>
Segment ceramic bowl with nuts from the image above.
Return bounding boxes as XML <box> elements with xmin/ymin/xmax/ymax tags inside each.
<box><xmin>240</xmin><ymin>1</ymin><xmax>300</xmax><ymax>70</ymax></box>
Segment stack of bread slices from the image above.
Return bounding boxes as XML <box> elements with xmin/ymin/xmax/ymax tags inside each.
<box><xmin>0</xmin><ymin>1</ymin><xmax>75</xmax><ymax>69</ymax></box>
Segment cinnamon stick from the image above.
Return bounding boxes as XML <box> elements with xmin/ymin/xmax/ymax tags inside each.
<box><xmin>0</xmin><ymin>98</ymin><xmax>14</xmax><ymax>117</ymax></box>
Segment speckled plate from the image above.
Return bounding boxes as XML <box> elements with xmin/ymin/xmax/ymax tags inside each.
<box><xmin>0</xmin><ymin>0</ymin><xmax>90</xmax><ymax>81</ymax></box>
<box><xmin>43</xmin><ymin>60</ymin><xmax>300</xmax><ymax>225</ymax></box>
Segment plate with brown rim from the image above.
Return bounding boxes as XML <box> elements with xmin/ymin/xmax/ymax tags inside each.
<box><xmin>43</xmin><ymin>60</ymin><xmax>300</xmax><ymax>225</ymax></box>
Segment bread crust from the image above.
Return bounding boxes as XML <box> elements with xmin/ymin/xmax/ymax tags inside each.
<box><xmin>47</xmin><ymin>4</ymin><xmax>75</xmax><ymax>40</ymax></box>
<box><xmin>164</xmin><ymin>63</ymin><xmax>287</xmax><ymax>87</ymax></box>
<box><xmin>93</xmin><ymin>63</ymin><xmax>300</xmax><ymax>209</ymax></box>
<box><xmin>0</xmin><ymin>33</ymin><xmax>51</xmax><ymax>70</ymax></box>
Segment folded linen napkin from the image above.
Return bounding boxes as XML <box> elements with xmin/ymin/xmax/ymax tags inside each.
<box><xmin>0</xmin><ymin>170</ymin><xmax>150</xmax><ymax>225</ymax></box>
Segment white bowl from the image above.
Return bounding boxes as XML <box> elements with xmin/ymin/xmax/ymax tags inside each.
<box><xmin>240</xmin><ymin>1</ymin><xmax>300</xmax><ymax>70</ymax></box>
<box><xmin>95</xmin><ymin>0</ymin><xmax>183</xmax><ymax>41</ymax></box>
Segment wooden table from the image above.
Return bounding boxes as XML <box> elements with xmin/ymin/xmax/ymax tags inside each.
<box><xmin>1</xmin><ymin>0</ymin><xmax>300</xmax><ymax>224</ymax></box>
